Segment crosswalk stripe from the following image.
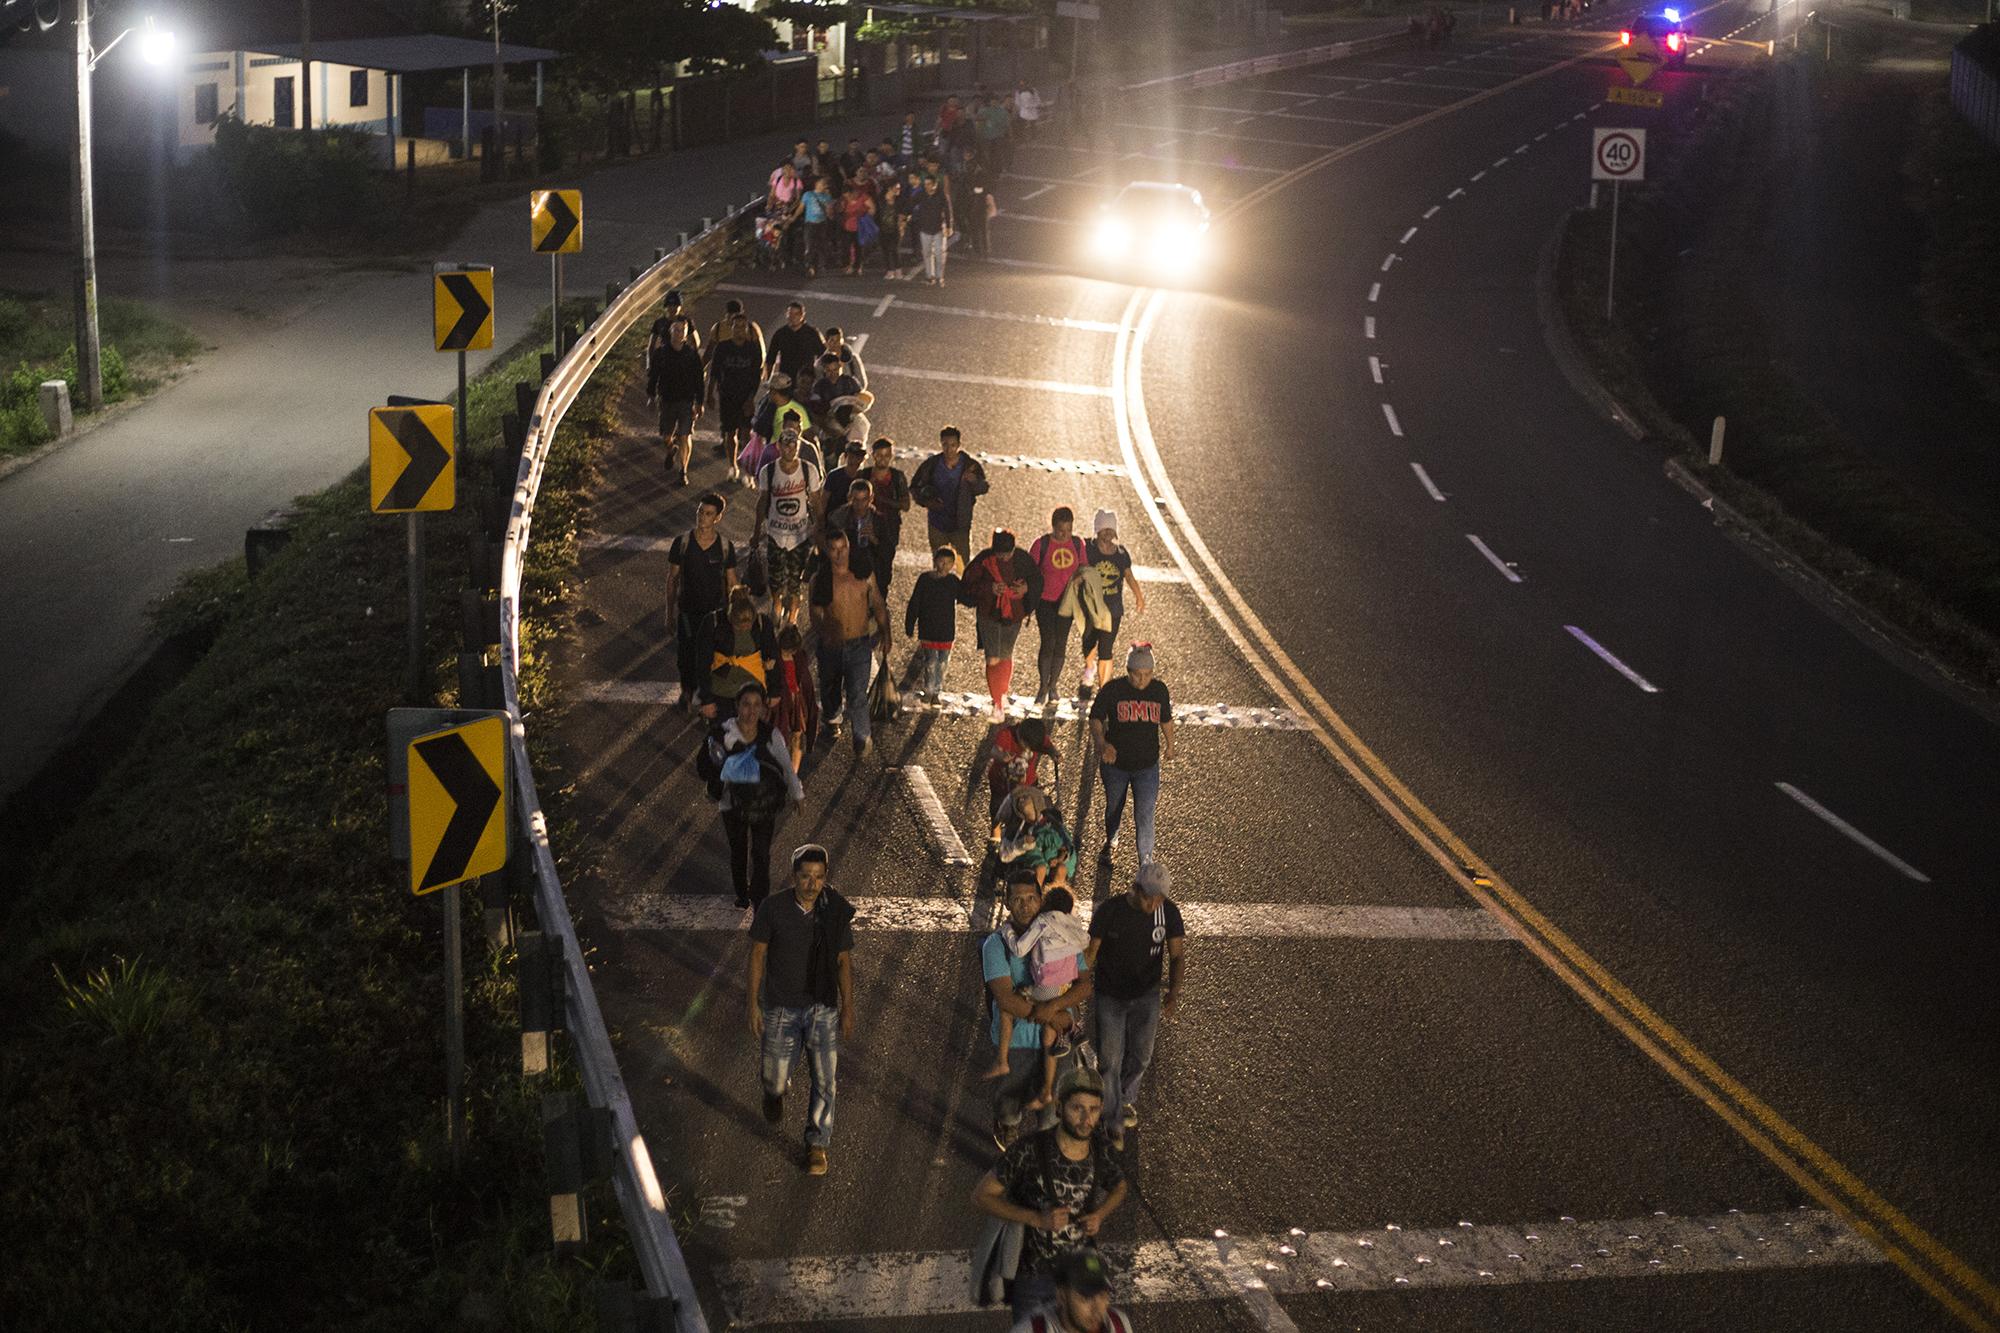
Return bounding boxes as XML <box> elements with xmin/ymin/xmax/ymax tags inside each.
<box><xmin>714</xmin><ymin>1208</ymin><xmax>1880</xmax><ymax>1326</ymax></box>
<box><xmin>891</xmin><ymin>548</ymin><xmax>1185</xmax><ymax>584</ymax></box>
<box><xmin>605</xmin><ymin>892</ymin><xmax>1513</xmax><ymax>941</ymax></box>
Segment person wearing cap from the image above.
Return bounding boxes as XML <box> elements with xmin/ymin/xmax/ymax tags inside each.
<box><xmin>911</xmin><ymin>426</ymin><xmax>990</xmax><ymax>566</ymax></box>
<box><xmin>1087</xmin><ymin>643</ymin><xmax>1173</xmax><ymax>864</ymax></box>
<box><xmin>747</xmin><ymin>844</ymin><xmax>856</xmax><ymax>1177</ymax></box>
<box><xmin>965</xmin><ymin>528</ymin><xmax>1043</xmax><ymax>724</ymax></box>
<box><xmin>971</xmin><ymin>1047</ymin><xmax>1127</xmax><ymax>1323</ymax></box>
<box><xmin>1076</xmin><ymin>511</ymin><xmax>1146</xmax><ymax>703</ymax></box>
<box><xmin>1086</xmin><ymin>860</ymin><xmax>1186</xmax><ymax>1149</ymax></box>
<box><xmin>646</xmin><ymin>289</ymin><xmax>701</xmax><ymax>374</ymax></box>
<box><xmin>1009</xmin><ymin>1251</ymin><xmax>1134</xmax><ymax>1333</ymax></box>
<box><xmin>1028</xmin><ymin>507</ymin><xmax>1089</xmax><ymax>709</ymax></box>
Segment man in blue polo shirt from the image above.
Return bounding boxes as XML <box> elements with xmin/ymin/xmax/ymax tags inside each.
<box><xmin>983</xmin><ymin>869</ymin><xmax>1094</xmax><ymax>1148</ymax></box>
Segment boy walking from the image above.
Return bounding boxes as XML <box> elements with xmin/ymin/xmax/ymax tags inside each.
<box><xmin>905</xmin><ymin>545</ymin><xmax>967</xmax><ymax>701</ymax></box>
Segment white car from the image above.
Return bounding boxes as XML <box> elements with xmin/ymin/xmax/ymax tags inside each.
<box><xmin>1088</xmin><ymin>182</ymin><xmax>1213</xmax><ymax>278</ymax></box>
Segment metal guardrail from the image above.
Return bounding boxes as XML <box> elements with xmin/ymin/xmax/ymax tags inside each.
<box><xmin>1121</xmin><ymin>27</ymin><xmax>1415</xmax><ymax>95</ymax></box>
<box><xmin>497</xmin><ymin>194</ymin><xmax>764</xmax><ymax>1333</ymax></box>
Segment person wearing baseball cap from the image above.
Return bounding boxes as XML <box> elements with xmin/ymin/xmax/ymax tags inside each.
<box><xmin>1008</xmin><ymin>1250</ymin><xmax>1134</xmax><ymax>1333</ymax></box>
<box><xmin>1076</xmin><ymin>510</ymin><xmax>1146</xmax><ymax>704</ymax></box>
<box><xmin>1087</xmin><ymin>642</ymin><xmax>1173</xmax><ymax>865</ymax></box>
<box><xmin>1085</xmin><ymin>858</ymin><xmax>1186</xmax><ymax>1148</ymax></box>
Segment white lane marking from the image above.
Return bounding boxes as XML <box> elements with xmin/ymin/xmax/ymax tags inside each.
<box><xmin>966</xmin><ymin>255</ymin><xmax>1075</xmax><ymax>273</ymax></box>
<box><xmin>1470</xmin><ymin>169</ymin><xmax>1487</xmax><ymax>181</ymax></box>
<box><xmin>714</xmin><ymin>1209</ymin><xmax>1880</xmax><ymax>1326</ymax></box>
<box><xmin>578</xmin><ymin>680</ymin><xmax>683</xmax><ymax>705</ymax></box>
<box><xmin>993</xmin><ymin>211</ymin><xmax>1072</xmax><ymax>226</ymax></box>
<box><xmin>715</xmin><ymin>282</ymin><xmax>1116</xmax><ymax>331</ymax></box>
<box><xmin>872</xmin><ymin>294</ymin><xmax>894</xmax><ymax>317</ymax></box>
<box><xmin>1380</xmin><ymin>253</ymin><xmax>1397</xmax><ymax>272</ymax></box>
<box><xmin>870</xmin><ymin>364</ymin><xmax>1113</xmax><ymax>397</ymax></box>
<box><xmin>1448</xmin><ymin>186</ymin><xmax>1466</xmax><ymax>198</ymax></box>
<box><xmin>1534</xmin><ymin>130</ymin><xmax>1549</xmax><ymax>141</ymax></box>
<box><xmin>926</xmin><ymin>691</ymin><xmax>1308</xmax><ymax>730</ymax></box>
<box><xmin>901</xmin><ymin>764</ymin><xmax>974</xmax><ymax>866</ymax></box>
<box><xmin>1590</xmin><ymin>100</ymin><xmax>1604</xmax><ymax>110</ymax></box>
<box><xmin>1364</xmin><ymin>316</ymin><xmax>1377</xmax><ymax>339</ymax></box>
<box><xmin>1422</xmin><ymin>204</ymin><xmax>1441</xmax><ymax>218</ymax></box>
<box><xmin>1120</xmin><ymin>121</ymin><xmax>1357</xmax><ymax>149</ymax></box>
<box><xmin>1774</xmin><ymin>783</ymin><xmax>1932</xmax><ymax>883</ymax></box>
<box><xmin>1212</xmin><ymin>1228</ymin><xmax>1302</xmax><ymax>1333</ymax></box>
<box><xmin>1400</xmin><ymin>225</ymin><xmax>1419</xmax><ymax>244</ymax></box>
<box><xmin>1153</xmin><ymin>136</ymin><xmax>1180</xmax><ymax>151</ymax></box>
<box><xmin>1466</xmin><ymin>534</ymin><xmax>1524</xmax><ymax>583</ymax></box>
<box><xmin>1514</xmin><ymin>144</ymin><xmax>1531</xmax><ymax>155</ymax></box>
<box><xmin>1492</xmin><ymin>156</ymin><xmax>1511</xmax><ymax>168</ymax></box>
<box><xmin>1021</xmin><ymin>183</ymin><xmax>1055</xmax><ymax>200</ymax></box>
<box><xmin>893</xmin><ymin>548</ymin><xmax>1184</xmax><ymax>583</ymax></box>
<box><xmin>1411</xmin><ymin>462</ymin><xmax>1447</xmax><ymax>501</ymax></box>
<box><xmin>1268</xmin><ymin>108</ymin><xmax>1403</xmax><ymax>126</ymax></box>
<box><xmin>1368</xmin><ymin>281</ymin><xmax>1381</xmax><ymax>302</ymax></box>
<box><xmin>1368</xmin><ymin>355</ymin><xmax>1384</xmax><ymax>384</ymax></box>
<box><xmin>888</xmin><ymin>448</ymin><xmax>1126</xmax><ymax>476</ymax></box>
<box><xmin>609</xmin><ymin>893</ymin><xmax>1513</xmax><ymax>940</ymax></box>
<box><xmin>1382</xmin><ymin>403</ymin><xmax>1404</xmax><ymax>437</ymax></box>
<box><xmin>1563</xmin><ymin>625</ymin><xmax>1662</xmax><ymax>694</ymax></box>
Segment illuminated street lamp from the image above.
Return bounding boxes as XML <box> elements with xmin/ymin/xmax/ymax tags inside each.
<box><xmin>71</xmin><ymin>7</ymin><xmax>175</xmax><ymax>412</ymax></box>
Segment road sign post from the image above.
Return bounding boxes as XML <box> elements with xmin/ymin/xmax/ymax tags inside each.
<box><xmin>371</xmin><ymin>402</ymin><xmax>457</xmax><ymax>701</ymax></box>
<box><xmin>1590</xmin><ymin>128</ymin><xmax>1647</xmax><ymax>320</ymax></box>
<box><xmin>531</xmin><ymin>190</ymin><xmax>582</xmax><ymax>358</ymax></box>
<box><xmin>401</xmin><ymin>711</ymin><xmax>510</xmax><ymax>1165</ymax></box>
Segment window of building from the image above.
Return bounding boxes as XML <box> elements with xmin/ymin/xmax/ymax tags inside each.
<box><xmin>349</xmin><ymin>69</ymin><xmax>369</xmax><ymax>108</ymax></box>
<box><xmin>195</xmin><ymin>83</ymin><xmax>219</xmax><ymax>124</ymax></box>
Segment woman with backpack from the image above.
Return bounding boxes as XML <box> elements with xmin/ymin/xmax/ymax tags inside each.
<box><xmin>700</xmin><ymin>681</ymin><xmax>806</xmax><ymax>909</ymax></box>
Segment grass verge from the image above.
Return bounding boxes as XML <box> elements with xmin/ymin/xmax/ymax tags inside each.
<box><xmin>0</xmin><ymin>310</ymin><xmax>641</xmax><ymax>1331</ymax></box>
<box><xmin>0</xmin><ymin>291</ymin><xmax>204</xmax><ymax>458</ymax></box>
<box><xmin>1553</xmin><ymin>56</ymin><xmax>2000</xmax><ymax>692</ymax></box>
<box><xmin>1907</xmin><ymin>84</ymin><xmax>2000</xmax><ymax>406</ymax></box>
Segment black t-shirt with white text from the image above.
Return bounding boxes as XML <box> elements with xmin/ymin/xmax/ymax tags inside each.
<box><xmin>1088</xmin><ymin>676</ymin><xmax>1172</xmax><ymax>771</ymax></box>
<box><xmin>1088</xmin><ymin>893</ymin><xmax>1185</xmax><ymax>1002</ymax></box>
<box><xmin>993</xmin><ymin>1128</ymin><xmax>1124</xmax><ymax>1276</ymax></box>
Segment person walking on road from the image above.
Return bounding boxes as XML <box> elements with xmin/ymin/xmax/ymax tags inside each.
<box><xmin>701</xmin><ymin>682</ymin><xmax>804</xmax><ymax>908</ymax></box>
<box><xmin>645</xmin><ymin>315</ymin><xmax>706</xmax><ymax>486</ymax></box>
<box><xmin>1008</xmin><ymin>1251</ymin><xmax>1134</xmax><ymax>1333</ymax></box>
<box><xmin>700</xmin><ymin>586</ymin><xmax>779</xmax><ymax>715</ymax></box>
<box><xmin>911</xmin><ymin>426</ymin><xmax>990</xmax><ymax>566</ymax></box>
<box><xmin>1014</xmin><ymin>81</ymin><xmax>1042</xmax><ymax>141</ymax></box>
<box><xmin>747</xmin><ymin>844</ymin><xmax>856</xmax><ymax>1175</ymax></box>
<box><xmin>809</xmin><ymin>529</ymin><xmax>891</xmax><ymax>757</ymax></box>
<box><xmin>765</xmin><ymin>301</ymin><xmax>825</xmax><ymax>389</ymax></box>
<box><xmin>864</xmin><ymin>436</ymin><xmax>911</xmax><ymax>599</ymax></box>
<box><xmin>971</xmin><ymin>1060</ymin><xmax>1127</xmax><ymax>1323</ymax></box>
<box><xmin>911</xmin><ymin>173</ymin><xmax>955</xmax><ymax>286</ymax></box>
<box><xmin>1076</xmin><ymin>510</ymin><xmax>1145</xmax><ymax>702</ymax></box>
<box><xmin>966</xmin><ymin>528</ymin><xmax>1042</xmax><ymax>724</ymax></box>
<box><xmin>707</xmin><ymin>312</ymin><xmax>766</xmax><ymax>480</ymax></box>
<box><xmin>1086</xmin><ymin>861</ymin><xmax>1185</xmax><ymax>1150</ymax></box>
<box><xmin>982</xmin><ymin>871</ymin><xmax>1095</xmax><ymax>1148</ymax></box>
<box><xmin>906</xmin><ymin>544</ymin><xmax>967</xmax><ymax>702</ymax></box>
<box><xmin>752</xmin><ymin>426</ymin><xmax>825</xmax><ymax>627</ymax></box>
<box><xmin>1088</xmin><ymin>643</ymin><xmax>1173</xmax><ymax>864</ymax></box>
<box><xmin>1028</xmin><ymin>507</ymin><xmax>1088</xmax><ymax>709</ymax></box>
<box><xmin>663</xmin><ymin>491</ymin><xmax>738</xmax><ymax>712</ymax></box>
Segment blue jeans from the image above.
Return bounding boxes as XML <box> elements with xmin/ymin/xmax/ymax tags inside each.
<box><xmin>761</xmin><ymin>1003</ymin><xmax>840</xmax><ymax>1147</ymax></box>
<box><xmin>1009</xmin><ymin>1271</ymin><xmax>1057</xmax><ymax>1323</ymax></box>
<box><xmin>1100</xmin><ymin>763</ymin><xmax>1160</xmax><ymax>862</ymax></box>
<box><xmin>817</xmin><ymin>635</ymin><xmax>879</xmax><ymax>741</ymax></box>
<box><xmin>916</xmin><ymin>645</ymin><xmax>951</xmax><ymax>696</ymax></box>
<box><xmin>1093</xmin><ymin>988</ymin><xmax>1163</xmax><ymax>1130</ymax></box>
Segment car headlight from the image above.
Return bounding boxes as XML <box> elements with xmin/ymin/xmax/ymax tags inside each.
<box><xmin>1148</xmin><ymin>222</ymin><xmax>1203</xmax><ymax>268</ymax></box>
<box><xmin>1093</xmin><ymin>216</ymin><xmax>1133</xmax><ymax>257</ymax></box>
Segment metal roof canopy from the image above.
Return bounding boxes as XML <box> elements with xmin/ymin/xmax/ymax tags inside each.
<box><xmin>860</xmin><ymin>3</ymin><xmax>1039</xmax><ymax>22</ymax></box>
<box><xmin>249</xmin><ymin>34</ymin><xmax>560</xmax><ymax>73</ymax></box>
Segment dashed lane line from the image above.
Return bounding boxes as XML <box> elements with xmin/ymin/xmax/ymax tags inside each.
<box><xmin>1422</xmin><ymin>203</ymin><xmax>1441</xmax><ymax>218</ymax></box>
<box><xmin>1365</xmin><ymin>316</ymin><xmax>1377</xmax><ymax>339</ymax></box>
<box><xmin>713</xmin><ymin>1209</ymin><xmax>1880</xmax><ymax>1327</ymax></box>
<box><xmin>1369</xmin><ymin>355</ymin><xmax>1384</xmax><ymax>384</ymax></box>
<box><xmin>1466</xmin><ymin>533</ymin><xmax>1524</xmax><ymax>584</ymax></box>
<box><xmin>1118</xmin><ymin>148</ymin><xmax>1287</xmax><ymax>175</ymax></box>
<box><xmin>1381</xmin><ymin>403</ymin><xmax>1404</xmax><ymax>437</ymax></box>
<box><xmin>1563</xmin><ymin>625</ymin><xmax>1662</xmax><ymax>694</ymax></box>
<box><xmin>900</xmin><ymin>764</ymin><xmax>975</xmax><ymax>866</ymax></box>
<box><xmin>1448</xmin><ymin>185</ymin><xmax>1466</xmax><ymax>198</ymax></box>
<box><xmin>1368</xmin><ymin>281</ymin><xmax>1381</xmax><ymax>302</ymax></box>
<box><xmin>606</xmin><ymin>892</ymin><xmax>1514</xmax><ymax>941</ymax></box>
<box><xmin>1774</xmin><ymin>783</ymin><xmax>1932</xmax><ymax>884</ymax></box>
<box><xmin>1410</xmin><ymin>462</ymin><xmax>1447</xmax><ymax>501</ymax></box>
<box><xmin>1400</xmin><ymin>225</ymin><xmax>1419</xmax><ymax>244</ymax></box>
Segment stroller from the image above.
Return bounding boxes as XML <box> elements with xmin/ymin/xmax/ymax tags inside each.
<box><xmin>754</xmin><ymin>214</ymin><xmax>788</xmax><ymax>271</ymax></box>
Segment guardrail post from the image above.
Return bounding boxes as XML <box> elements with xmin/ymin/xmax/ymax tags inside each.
<box><xmin>462</xmin><ymin>590</ymin><xmax>502</xmax><ymax>648</ymax></box>
<box><xmin>1709</xmin><ymin>416</ymin><xmax>1726</xmax><ymax>465</ymax></box>
<box><xmin>468</xmin><ymin>527</ymin><xmax>499</xmax><ymax>593</ymax></box>
<box><xmin>515</xmin><ymin>381</ymin><xmax>536</xmax><ymax>423</ymax></box>
<box><xmin>678</xmin><ymin>230</ymin><xmax>690</xmax><ymax>250</ymax></box>
<box><xmin>519</xmin><ymin>929</ymin><xmax>565</xmax><ymax>1075</ymax></box>
<box><xmin>606</xmin><ymin>280</ymin><xmax>621</xmax><ymax>305</ymax></box>
<box><xmin>542</xmin><ymin>1090</ymin><xmax>614</xmax><ymax>1251</ymax></box>
<box><xmin>479</xmin><ymin>872</ymin><xmax>514</xmax><ymax>948</ymax></box>
<box><xmin>539</xmin><ymin>352</ymin><xmax>557</xmax><ymax>382</ymax></box>
<box><xmin>702</xmin><ymin>216</ymin><xmax>714</xmax><ymax>233</ymax></box>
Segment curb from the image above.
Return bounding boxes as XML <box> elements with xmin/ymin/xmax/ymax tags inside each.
<box><xmin>1533</xmin><ymin>207</ymin><xmax>2000</xmax><ymax>726</ymax></box>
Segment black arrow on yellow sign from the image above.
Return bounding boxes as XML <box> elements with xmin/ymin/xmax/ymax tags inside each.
<box><xmin>412</xmin><ymin>729</ymin><xmax>502</xmax><ymax>891</ymax></box>
<box><xmin>436</xmin><ymin>271</ymin><xmax>493</xmax><ymax>351</ymax></box>
<box><xmin>379</xmin><ymin>408</ymin><xmax>451</xmax><ymax>511</ymax></box>
<box><xmin>534</xmin><ymin>190</ymin><xmax>580</xmax><ymax>253</ymax></box>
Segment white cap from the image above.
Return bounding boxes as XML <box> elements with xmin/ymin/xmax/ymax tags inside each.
<box><xmin>1093</xmin><ymin>508</ymin><xmax>1118</xmax><ymax>535</ymax></box>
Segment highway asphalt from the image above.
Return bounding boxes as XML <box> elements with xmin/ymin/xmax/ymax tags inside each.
<box><xmin>556</xmin><ymin>4</ymin><xmax>1997</xmax><ymax>1329</ymax></box>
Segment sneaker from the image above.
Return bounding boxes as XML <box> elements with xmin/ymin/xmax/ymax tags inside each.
<box><xmin>992</xmin><ymin>1119</ymin><xmax>1019</xmax><ymax>1152</ymax></box>
<box><xmin>1078</xmin><ymin>681</ymin><xmax>1095</xmax><ymax>702</ymax></box>
<box><xmin>1121</xmin><ymin>1104</ymin><xmax>1139</xmax><ymax>1129</ymax></box>
<box><xmin>805</xmin><ymin>1146</ymin><xmax>829</xmax><ymax>1176</ymax></box>
<box><xmin>761</xmin><ymin>1091</ymin><xmax>784</xmax><ymax>1125</ymax></box>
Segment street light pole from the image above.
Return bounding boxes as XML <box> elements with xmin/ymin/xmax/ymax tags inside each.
<box><xmin>71</xmin><ymin>0</ymin><xmax>102</xmax><ymax>412</ymax></box>
<box><xmin>491</xmin><ymin>0</ymin><xmax>504</xmax><ymax>177</ymax></box>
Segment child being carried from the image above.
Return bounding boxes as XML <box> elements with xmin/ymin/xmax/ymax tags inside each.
<box><xmin>983</xmin><ymin>886</ymin><xmax>1090</xmax><ymax>1110</ymax></box>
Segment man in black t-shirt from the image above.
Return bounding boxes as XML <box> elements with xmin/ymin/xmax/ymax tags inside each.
<box><xmin>765</xmin><ymin>301</ymin><xmax>826</xmax><ymax>390</ymax></box>
<box><xmin>1086</xmin><ymin>860</ymin><xmax>1186</xmax><ymax>1148</ymax></box>
<box><xmin>664</xmin><ymin>492</ymin><xmax>738</xmax><ymax>712</ymax></box>
<box><xmin>1086</xmin><ymin>642</ymin><xmax>1174</xmax><ymax>865</ymax></box>
<box><xmin>746</xmin><ymin>845</ymin><xmax>857</xmax><ymax>1177</ymax></box>
<box><xmin>971</xmin><ymin>1064</ymin><xmax>1129</xmax><ymax>1324</ymax></box>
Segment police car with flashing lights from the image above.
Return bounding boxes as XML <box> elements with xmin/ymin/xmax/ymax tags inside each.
<box><xmin>1086</xmin><ymin>182</ymin><xmax>1213</xmax><ymax>279</ymax></box>
<box><xmin>1622</xmin><ymin>8</ymin><xmax>1691</xmax><ymax>67</ymax></box>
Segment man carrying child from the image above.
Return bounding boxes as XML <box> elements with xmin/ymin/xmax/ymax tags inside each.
<box><xmin>982</xmin><ymin>871</ymin><xmax>1094</xmax><ymax>1148</ymax></box>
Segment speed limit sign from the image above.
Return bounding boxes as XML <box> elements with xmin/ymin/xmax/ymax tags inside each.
<box><xmin>1592</xmin><ymin>127</ymin><xmax>1647</xmax><ymax>182</ymax></box>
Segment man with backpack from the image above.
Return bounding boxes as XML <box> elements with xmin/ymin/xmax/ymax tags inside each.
<box><xmin>970</xmin><ymin>1061</ymin><xmax>1128</xmax><ymax>1323</ymax></box>
<box><xmin>699</xmin><ymin>682</ymin><xmax>804</xmax><ymax>908</ymax></box>
<box><xmin>911</xmin><ymin>426</ymin><xmax>990</xmax><ymax>565</ymax></box>
<box><xmin>747</xmin><ymin>844</ymin><xmax>856</xmax><ymax>1177</ymax></box>
<box><xmin>663</xmin><ymin>492</ymin><xmax>738</xmax><ymax>713</ymax></box>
